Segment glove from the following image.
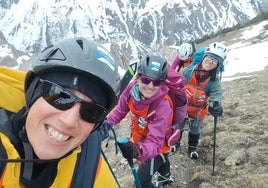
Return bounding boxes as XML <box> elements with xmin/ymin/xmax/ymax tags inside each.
<box><xmin>99</xmin><ymin>120</ymin><xmax>113</xmax><ymax>141</ymax></box>
<box><xmin>179</xmin><ymin>60</ymin><xmax>185</xmax><ymax>68</ymax></box>
<box><xmin>117</xmin><ymin>137</ymin><xmax>142</xmax><ymax>164</ymax></box>
<box><xmin>209</xmin><ymin>102</ymin><xmax>223</xmax><ymax>117</ymax></box>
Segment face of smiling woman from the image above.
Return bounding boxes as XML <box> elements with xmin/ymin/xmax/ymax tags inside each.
<box><xmin>26</xmin><ymin>90</ymin><xmax>95</xmax><ymax>160</ymax></box>
<box><xmin>201</xmin><ymin>56</ymin><xmax>219</xmax><ymax>71</ymax></box>
<box><xmin>137</xmin><ymin>76</ymin><xmax>161</xmax><ymax>99</ymax></box>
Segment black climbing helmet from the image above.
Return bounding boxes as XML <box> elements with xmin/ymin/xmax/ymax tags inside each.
<box><xmin>137</xmin><ymin>53</ymin><xmax>168</xmax><ymax>81</ymax></box>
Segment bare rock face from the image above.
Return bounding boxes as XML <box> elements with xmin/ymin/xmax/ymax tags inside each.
<box><xmin>1</xmin><ymin>0</ymin><xmax>268</xmax><ymax>57</ymax></box>
<box><xmin>0</xmin><ymin>31</ymin><xmax>8</xmax><ymax>45</ymax></box>
<box><xmin>0</xmin><ymin>56</ymin><xmax>17</xmax><ymax>67</ymax></box>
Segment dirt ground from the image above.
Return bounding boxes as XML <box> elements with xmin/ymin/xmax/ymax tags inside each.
<box><xmin>102</xmin><ymin>67</ymin><xmax>268</xmax><ymax>188</ymax></box>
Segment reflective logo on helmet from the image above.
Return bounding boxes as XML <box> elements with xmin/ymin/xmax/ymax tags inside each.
<box><xmin>149</xmin><ymin>61</ymin><xmax>161</xmax><ymax>72</ymax></box>
<box><xmin>96</xmin><ymin>46</ymin><xmax>115</xmax><ymax>71</ymax></box>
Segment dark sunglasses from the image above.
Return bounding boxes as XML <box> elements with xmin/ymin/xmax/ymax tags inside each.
<box><xmin>39</xmin><ymin>79</ymin><xmax>108</xmax><ymax>124</ymax></box>
<box><xmin>140</xmin><ymin>77</ymin><xmax>162</xmax><ymax>87</ymax></box>
<box><xmin>206</xmin><ymin>55</ymin><xmax>219</xmax><ymax>64</ymax></box>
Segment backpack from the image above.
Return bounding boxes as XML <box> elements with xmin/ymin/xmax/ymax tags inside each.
<box><xmin>122</xmin><ymin>66</ymin><xmax>187</xmax><ymax>147</ymax></box>
<box><xmin>162</xmin><ymin>68</ymin><xmax>187</xmax><ymax>147</ymax></box>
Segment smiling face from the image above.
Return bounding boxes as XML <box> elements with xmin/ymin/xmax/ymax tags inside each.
<box><xmin>201</xmin><ymin>55</ymin><xmax>219</xmax><ymax>71</ymax></box>
<box><xmin>26</xmin><ymin>90</ymin><xmax>94</xmax><ymax>159</ymax></box>
<box><xmin>137</xmin><ymin>76</ymin><xmax>161</xmax><ymax>98</ymax></box>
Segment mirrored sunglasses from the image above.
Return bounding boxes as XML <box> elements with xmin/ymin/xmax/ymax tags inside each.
<box><xmin>206</xmin><ymin>55</ymin><xmax>219</xmax><ymax>64</ymax></box>
<box><xmin>140</xmin><ymin>77</ymin><xmax>162</xmax><ymax>87</ymax></box>
<box><xmin>39</xmin><ymin>79</ymin><xmax>108</xmax><ymax>124</ymax></box>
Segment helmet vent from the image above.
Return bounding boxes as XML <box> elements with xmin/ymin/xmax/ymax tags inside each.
<box><xmin>39</xmin><ymin>48</ymin><xmax>66</xmax><ymax>62</ymax></box>
<box><xmin>76</xmin><ymin>39</ymin><xmax>83</xmax><ymax>49</ymax></box>
<box><xmin>162</xmin><ymin>60</ymin><xmax>168</xmax><ymax>71</ymax></box>
<box><xmin>146</xmin><ymin>55</ymin><xmax>150</xmax><ymax>66</ymax></box>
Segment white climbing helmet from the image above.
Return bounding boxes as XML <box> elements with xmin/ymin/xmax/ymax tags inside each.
<box><xmin>205</xmin><ymin>42</ymin><xmax>227</xmax><ymax>63</ymax></box>
<box><xmin>178</xmin><ymin>43</ymin><xmax>193</xmax><ymax>61</ymax></box>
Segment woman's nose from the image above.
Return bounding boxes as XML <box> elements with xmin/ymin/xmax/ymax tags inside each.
<box><xmin>58</xmin><ymin>103</ymin><xmax>81</xmax><ymax>127</ymax></box>
<box><xmin>147</xmin><ymin>81</ymin><xmax>155</xmax><ymax>88</ymax></box>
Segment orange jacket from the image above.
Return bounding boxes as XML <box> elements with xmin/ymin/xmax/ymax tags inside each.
<box><xmin>185</xmin><ymin>74</ymin><xmax>210</xmax><ymax>120</ymax></box>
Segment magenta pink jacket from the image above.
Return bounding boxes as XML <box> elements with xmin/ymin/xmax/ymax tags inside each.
<box><xmin>170</xmin><ymin>55</ymin><xmax>181</xmax><ymax>70</ymax></box>
<box><xmin>106</xmin><ymin>80</ymin><xmax>172</xmax><ymax>161</ymax></box>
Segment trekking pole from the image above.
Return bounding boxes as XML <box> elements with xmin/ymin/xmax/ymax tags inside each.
<box><xmin>128</xmin><ymin>158</ymin><xmax>142</xmax><ymax>188</ymax></box>
<box><xmin>117</xmin><ymin>138</ymin><xmax>142</xmax><ymax>188</ymax></box>
<box><xmin>212</xmin><ymin>116</ymin><xmax>218</xmax><ymax>176</ymax></box>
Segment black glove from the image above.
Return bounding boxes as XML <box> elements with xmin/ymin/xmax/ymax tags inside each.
<box><xmin>179</xmin><ymin>60</ymin><xmax>185</xmax><ymax>68</ymax></box>
<box><xmin>209</xmin><ymin>101</ymin><xmax>223</xmax><ymax>117</ymax></box>
<box><xmin>117</xmin><ymin>137</ymin><xmax>141</xmax><ymax>164</ymax></box>
<box><xmin>99</xmin><ymin>120</ymin><xmax>113</xmax><ymax>141</ymax></box>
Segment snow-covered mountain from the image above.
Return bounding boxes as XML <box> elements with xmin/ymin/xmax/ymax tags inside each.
<box><xmin>1</xmin><ymin>0</ymin><xmax>268</xmax><ymax>58</ymax></box>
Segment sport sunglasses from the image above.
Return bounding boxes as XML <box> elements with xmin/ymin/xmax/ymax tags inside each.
<box><xmin>140</xmin><ymin>77</ymin><xmax>162</xmax><ymax>87</ymax></box>
<box><xmin>39</xmin><ymin>79</ymin><xmax>108</xmax><ymax>124</ymax></box>
<box><xmin>206</xmin><ymin>55</ymin><xmax>219</xmax><ymax>64</ymax></box>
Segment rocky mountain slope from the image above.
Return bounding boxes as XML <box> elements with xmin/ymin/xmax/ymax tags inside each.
<box><xmin>102</xmin><ymin>66</ymin><xmax>268</xmax><ymax>188</ymax></box>
<box><xmin>1</xmin><ymin>0</ymin><xmax>268</xmax><ymax>57</ymax></box>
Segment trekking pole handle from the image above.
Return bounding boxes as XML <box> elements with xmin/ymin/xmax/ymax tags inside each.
<box><xmin>117</xmin><ymin>137</ymin><xmax>134</xmax><ymax>166</ymax></box>
<box><xmin>117</xmin><ymin>137</ymin><xmax>142</xmax><ymax>188</ymax></box>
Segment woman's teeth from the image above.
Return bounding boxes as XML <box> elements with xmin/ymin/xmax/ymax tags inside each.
<box><xmin>47</xmin><ymin>126</ymin><xmax>69</xmax><ymax>142</ymax></box>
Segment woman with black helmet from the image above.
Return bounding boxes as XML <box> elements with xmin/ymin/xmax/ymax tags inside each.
<box><xmin>103</xmin><ymin>53</ymin><xmax>175</xmax><ymax>187</ymax></box>
<box><xmin>0</xmin><ymin>37</ymin><xmax>120</xmax><ymax>187</ymax></box>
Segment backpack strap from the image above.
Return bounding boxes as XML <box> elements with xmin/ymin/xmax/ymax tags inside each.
<box><xmin>0</xmin><ymin>109</ymin><xmax>22</xmax><ymax>177</ymax></box>
<box><xmin>72</xmin><ymin>130</ymin><xmax>102</xmax><ymax>187</ymax></box>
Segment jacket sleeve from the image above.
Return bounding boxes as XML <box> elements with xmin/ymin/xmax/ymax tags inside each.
<box><xmin>208</xmin><ymin>79</ymin><xmax>223</xmax><ymax>102</ymax></box>
<box><xmin>170</xmin><ymin>56</ymin><xmax>180</xmax><ymax>71</ymax></box>
<box><xmin>138</xmin><ymin>99</ymin><xmax>172</xmax><ymax>161</ymax></box>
